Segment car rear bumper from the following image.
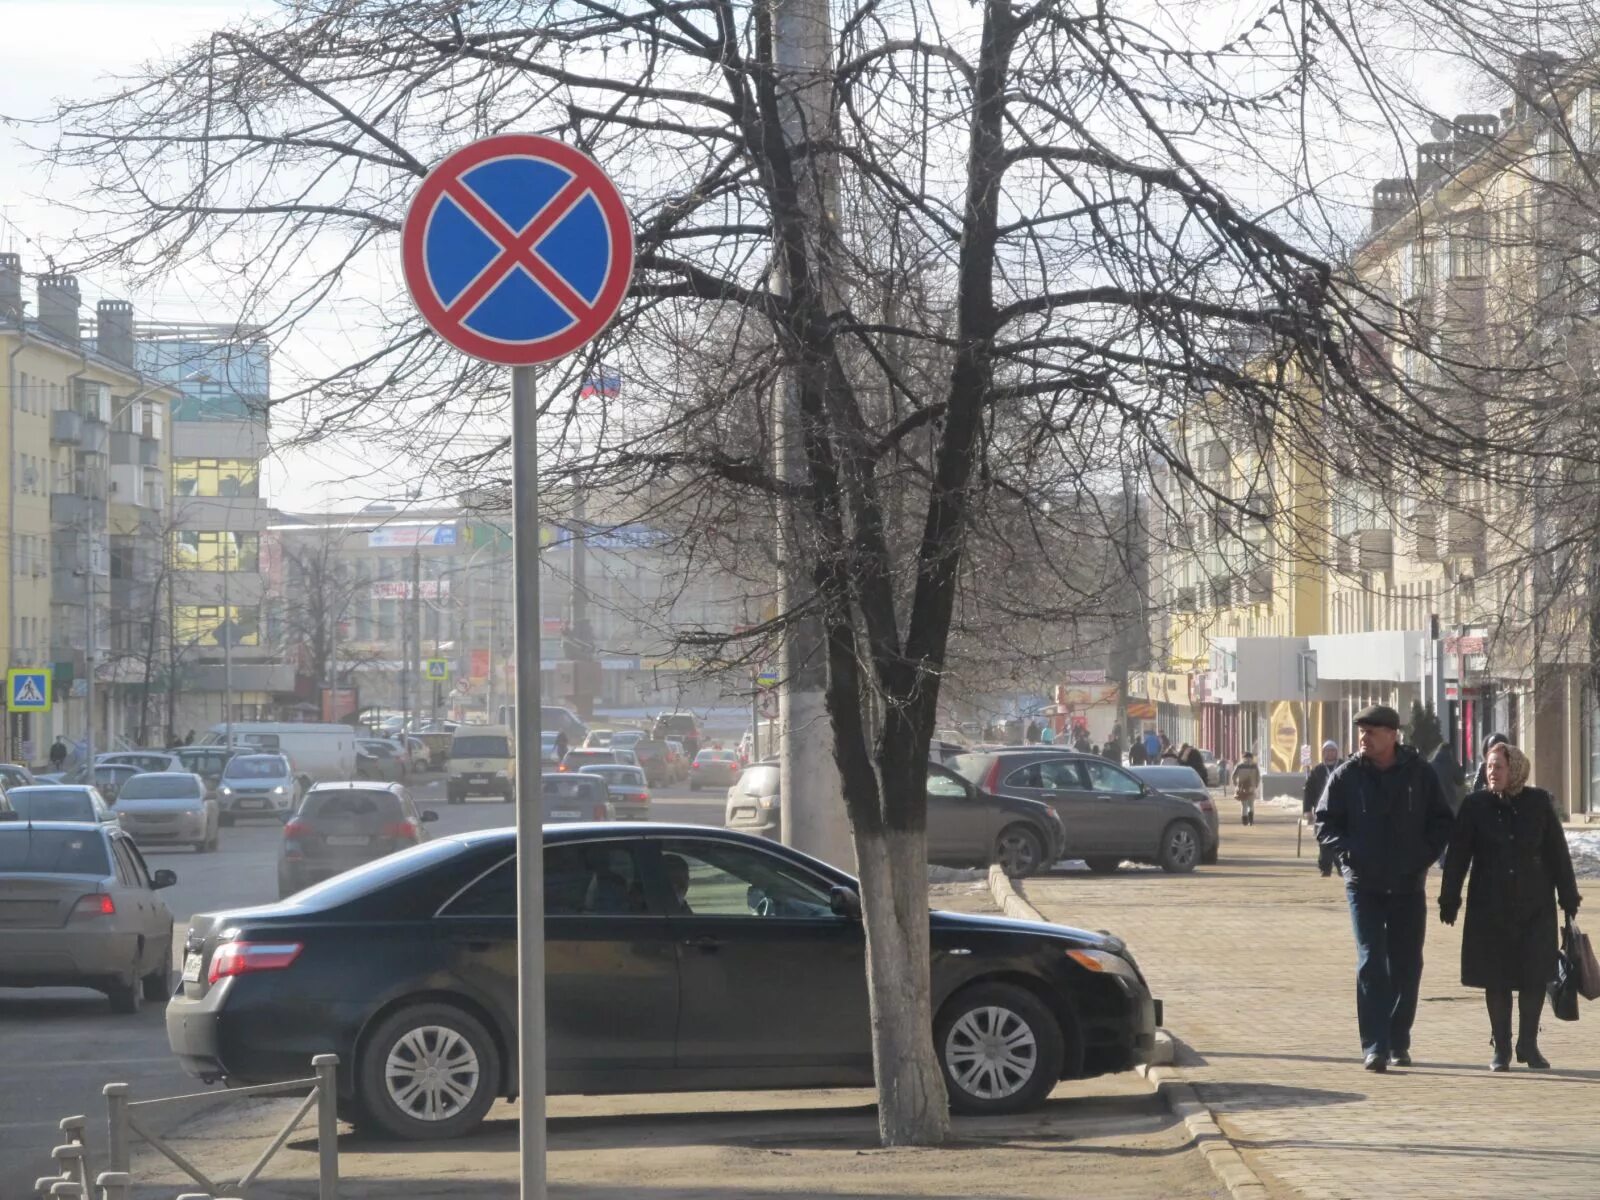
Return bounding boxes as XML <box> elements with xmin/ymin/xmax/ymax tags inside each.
<box><xmin>0</xmin><ymin>929</ymin><xmax>133</xmax><ymax>986</ymax></box>
<box><xmin>449</xmin><ymin>775</ymin><xmax>512</xmax><ymax>795</ymax></box>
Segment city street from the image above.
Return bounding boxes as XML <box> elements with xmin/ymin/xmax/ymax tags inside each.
<box><xmin>0</xmin><ymin>777</ymin><xmax>727</xmax><ymax>1185</ymax></box>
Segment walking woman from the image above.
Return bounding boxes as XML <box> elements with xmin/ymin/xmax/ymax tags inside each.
<box><xmin>1438</xmin><ymin>742</ymin><xmax>1581</xmax><ymax>1071</ymax></box>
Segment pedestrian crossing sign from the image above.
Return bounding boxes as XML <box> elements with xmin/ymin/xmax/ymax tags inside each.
<box><xmin>424</xmin><ymin>658</ymin><xmax>451</xmax><ymax>682</ymax></box>
<box><xmin>7</xmin><ymin>669</ymin><xmax>50</xmax><ymax>712</ymax></box>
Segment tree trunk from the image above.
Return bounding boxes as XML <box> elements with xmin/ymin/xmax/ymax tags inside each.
<box><xmin>853</xmin><ymin>824</ymin><xmax>951</xmax><ymax>1146</ymax></box>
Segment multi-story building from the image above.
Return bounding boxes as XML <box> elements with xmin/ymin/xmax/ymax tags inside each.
<box><xmin>0</xmin><ymin>254</ymin><xmax>177</xmax><ymax>761</ymax></box>
<box><xmin>137</xmin><ymin>323</ymin><xmax>287</xmax><ymax>738</ymax></box>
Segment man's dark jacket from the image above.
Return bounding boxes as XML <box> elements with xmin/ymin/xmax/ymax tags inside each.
<box><xmin>1315</xmin><ymin>746</ymin><xmax>1455</xmax><ymax>893</ymax></box>
<box><xmin>1303</xmin><ymin>760</ymin><xmax>1336</xmax><ymax>815</ymax></box>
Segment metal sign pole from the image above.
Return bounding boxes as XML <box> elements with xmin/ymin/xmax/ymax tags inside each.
<box><xmin>511</xmin><ymin>363</ymin><xmax>547</xmax><ymax>1198</ymax></box>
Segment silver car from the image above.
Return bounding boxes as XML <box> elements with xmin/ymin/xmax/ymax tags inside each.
<box><xmin>113</xmin><ymin>772</ymin><xmax>219</xmax><ymax>853</ymax></box>
<box><xmin>540</xmin><ymin>772</ymin><xmax>612</xmax><ymax>822</ymax></box>
<box><xmin>576</xmin><ymin>763</ymin><xmax>652</xmax><ymax>820</ymax></box>
<box><xmin>725</xmin><ymin>759</ymin><xmax>780</xmax><ymax>838</ymax></box>
<box><xmin>97</xmin><ymin>751</ymin><xmax>185</xmax><ymax>775</ymax></box>
<box><xmin>0</xmin><ymin>820</ymin><xmax>177</xmax><ymax>1012</ymax></box>
<box><xmin>6</xmin><ymin>785</ymin><xmax>120</xmax><ymax>826</ymax></box>
<box><xmin>217</xmin><ymin>754</ymin><xmax>299</xmax><ymax>824</ymax></box>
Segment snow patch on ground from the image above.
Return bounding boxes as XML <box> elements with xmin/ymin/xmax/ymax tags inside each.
<box><xmin>1568</xmin><ymin>831</ymin><xmax>1600</xmax><ymax>878</ymax></box>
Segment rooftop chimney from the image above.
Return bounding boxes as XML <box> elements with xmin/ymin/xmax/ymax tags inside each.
<box><xmin>37</xmin><ymin>274</ymin><xmax>80</xmax><ymax>346</ymax></box>
<box><xmin>96</xmin><ymin>299</ymin><xmax>135</xmax><ymax>366</ymax></box>
<box><xmin>1372</xmin><ymin>178</ymin><xmax>1413</xmax><ymax>234</ymax></box>
<box><xmin>0</xmin><ymin>253</ymin><xmax>20</xmax><ymax>324</ymax></box>
<box><xmin>1514</xmin><ymin>51</ymin><xmax>1565</xmax><ymax>122</ymax></box>
<box><xmin>1416</xmin><ymin>142</ymin><xmax>1454</xmax><ymax>189</ymax></box>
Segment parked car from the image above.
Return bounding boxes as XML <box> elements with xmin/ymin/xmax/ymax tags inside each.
<box><xmin>112</xmin><ymin>772</ymin><xmax>220</xmax><ymax>853</ymax></box>
<box><xmin>52</xmin><ymin>763</ymin><xmax>142</xmax><ymax>804</ymax></box>
<box><xmin>446</xmin><ymin>726</ymin><xmax>515</xmax><ymax>804</ymax></box>
<box><xmin>559</xmin><ymin>748</ymin><xmax>628</xmax><ymax>773</ymax></box>
<box><xmin>688</xmin><ymin>748</ymin><xmax>742</xmax><ymax>791</ymax></box>
<box><xmin>0</xmin><ymin>763</ymin><xmax>36</xmax><ymax>791</ymax></box>
<box><xmin>278</xmin><ymin>783</ymin><xmax>438</xmax><ymax>899</ymax></box>
<box><xmin>576</xmin><ymin>764</ymin><xmax>652</xmax><ymax>820</ymax></box>
<box><xmin>1126</xmin><ymin>765</ymin><xmax>1221</xmax><ymax>864</ymax></box>
<box><xmin>5</xmin><ymin>785</ymin><xmax>120</xmax><ymax>826</ymax></box>
<box><xmin>623</xmin><ymin>738</ymin><xmax>672</xmax><ymax>787</ymax></box>
<box><xmin>540</xmin><ymin>773</ymin><xmax>613</xmax><ymax>823</ymax></box>
<box><xmin>723</xmin><ymin>760</ymin><xmax>1063</xmax><ymax>877</ymax></box>
<box><xmin>0</xmin><ymin>820</ymin><xmax>176</xmax><ymax>1012</ymax></box>
<box><xmin>357</xmin><ymin>739</ymin><xmax>409</xmax><ymax>783</ymax></box>
<box><xmin>951</xmin><ymin>749</ymin><xmax>1216</xmax><ymax>873</ymax></box>
<box><xmin>652</xmin><ymin>712</ymin><xmax>701</xmax><ymax>759</ymax></box>
<box><xmin>217</xmin><ymin>754</ymin><xmax>301</xmax><ymax>825</ymax></box>
<box><xmin>97</xmin><ymin>751</ymin><xmax>184</xmax><ymax>775</ymax></box>
<box><xmin>174</xmin><ymin>746</ymin><xmax>235</xmax><ymax>800</ymax></box>
<box><xmin>166</xmin><ymin>824</ymin><xmax>1159</xmax><ymax>1139</ymax></box>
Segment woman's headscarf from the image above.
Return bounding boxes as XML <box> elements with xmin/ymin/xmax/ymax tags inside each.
<box><xmin>1488</xmin><ymin>742</ymin><xmax>1531</xmax><ymax>797</ymax></box>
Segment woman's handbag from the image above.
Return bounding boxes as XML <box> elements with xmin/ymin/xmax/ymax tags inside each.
<box><xmin>1549</xmin><ymin>919</ymin><xmax>1584</xmax><ymax>1021</ymax></box>
<box><xmin>1570</xmin><ymin>917</ymin><xmax>1600</xmax><ymax>1002</ymax></box>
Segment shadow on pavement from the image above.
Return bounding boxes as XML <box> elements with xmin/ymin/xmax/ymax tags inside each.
<box><xmin>1192</xmin><ymin>1080</ymin><xmax>1368</xmax><ymax>1112</ymax></box>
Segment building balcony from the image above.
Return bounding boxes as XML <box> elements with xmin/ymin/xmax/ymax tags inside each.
<box><xmin>50</xmin><ymin>492</ymin><xmax>97</xmax><ymax>528</ymax></box>
<box><xmin>50</xmin><ymin>409</ymin><xmax>84</xmax><ymax>445</ymax></box>
<box><xmin>1357</xmin><ymin>528</ymin><xmax>1395</xmax><ymax>573</ymax></box>
<box><xmin>1445</xmin><ymin>510</ymin><xmax>1486</xmax><ymax>558</ymax></box>
<box><xmin>81</xmin><ymin>418</ymin><xmax>109</xmax><ymax>455</ymax></box>
<box><xmin>141</xmin><ymin>436</ymin><xmax>161</xmax><ymax>467</ymax></box>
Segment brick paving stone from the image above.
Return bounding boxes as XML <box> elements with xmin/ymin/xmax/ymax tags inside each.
<box><xmin>1023</xmin><ymin>810</ymin><xmax>1600</xmax><ymax>1200</ymax></box>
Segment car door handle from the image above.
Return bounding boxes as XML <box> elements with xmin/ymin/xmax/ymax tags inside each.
<box><xmin>681</xmin><ymin>935</ymin><xmax>722</xmax><ymax>952</ymax></box>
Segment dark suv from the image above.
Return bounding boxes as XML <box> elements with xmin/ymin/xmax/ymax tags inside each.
<box><xmin>651</xmin><ymin>712</ymin><xmax>701</xmax><ymax>759</ymax></box>
<box><xmin>278</xmin><ymin>784</ymin><xmax>438</xmax><ymax>899</ymax></box>
<box><xmin>952</xmin><ymin>749</ymin><xmax>1216</xmax><ymax>873</ymax></box>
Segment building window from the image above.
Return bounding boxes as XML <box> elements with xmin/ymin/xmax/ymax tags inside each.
<box><xmin>174</xmin><ymin>605</ymin><xmax>260</xmax><ymax>648</ymax></box>
<box><xmin>1450</xmin><ymin>213</ymin><xmax>1490</xmax><ymax>279</ymax></box>
<box><xmin>172</xmin><ymin>458</ymin><xmax>259</xmax><ymax>498</ymax></box>
<box><xmin>170</xmin><ymin>531</ymin><xmax>260</xmax><ymax>572</ymax></box>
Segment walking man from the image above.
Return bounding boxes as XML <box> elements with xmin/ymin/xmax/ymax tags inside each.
<box><xmin>1303</xmin><ymin>740</ymin><xmax>1341</xmax><ymax>876</ymax></box>
<box><xmin>1232</xmin><ymin>751</ymin><xmax>1261</xmax><ymax>826</ymax></box>
<box><xmin>1316</xmin><ymin>704</ymin><xmax>1455</xmax><ymax>1072</ymax></box>
<box><xmin>48</xmin><ymin>736</ymin><xmax>68</xmax><ymax>771</ymax></box>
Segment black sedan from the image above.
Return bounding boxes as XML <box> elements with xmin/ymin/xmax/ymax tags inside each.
<box><xmin>167</xmin><ymin>825</ymin><xmax>1159</xmax><ymax>1140</ymax></box>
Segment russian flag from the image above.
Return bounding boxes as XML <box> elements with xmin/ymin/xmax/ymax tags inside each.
<box><xmin>580</xmin><ymin>373</ymin><xmax>622</xmax><ymax>398</ymax></box>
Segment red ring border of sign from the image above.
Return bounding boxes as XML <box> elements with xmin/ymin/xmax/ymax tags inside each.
<box><xmin>402</xmin><ymin>134</ymin><xmax>635</xmax><ymax>367</ymax></box>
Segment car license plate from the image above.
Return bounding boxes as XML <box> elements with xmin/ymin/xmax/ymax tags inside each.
<box><xmin>327</xmin><ymin>835</ymin><xmax>370</xmax><ymax>846</ymax></box>
<box><xmin>182</xmin><ymin>952</ymin><xmax>202</xmax><ymax>983</ymax></box>
<box><xmin>239</xmin><ymin>798</ymin><xmax>264</xmax><ymax>809</ymax></box>
<box><xmin>551</xmin><ymin>810</ymin><xmax>580</xmax><ymax>820</ymax></box>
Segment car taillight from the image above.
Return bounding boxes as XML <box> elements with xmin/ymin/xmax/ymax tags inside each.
<box><xmin>383</xmin><ymin>820</ymin><xmax>420</xmax><ymax>840</ymax></box>
<box><xmin>208</xmin><ymin>940</ymin><xmax>303</xmax><ymax>985</ymax></box>
<box><xmin>983</xmin><ymin>758</ymin><xmax>1004</xmax><ymax>793</ymax></box>
<box><xmin>558</xmin><ymin>763</ymin><xmax>570</xmax><ymax>772</ymax></box>
<box><xmin>1196</xmin><ymin>798</ymin><xmax>1216</xmax><ymax>813</ymax></box>
<box><xmin>73</xmin><ymin>893</ymin><xmax>116</xmax><ymax>918</ymax></box>
<box><xmin>282</xmin><ymin>819</ymin><xmax>308</xmax><ymax>839</ymax></box>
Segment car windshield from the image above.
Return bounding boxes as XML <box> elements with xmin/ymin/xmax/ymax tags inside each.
<box><xmin>117</xmin><ymin>774</ymin><xmax>201</xmax><ymax>800</ymax></box>
<box><xmin>8</xmin><ymin>790</ymin><xmax>94</xmax><ymax>821</ymax></box>
<box><xmin>301</xmin><ymin>789</ymin><xmax>402</xmax><ymax>819</ymax></box>
<box><xmin>453</xmin><ymin>736</ymin><xmax>510</xmax><ymax>758</ymax></box>
<box><xmin>581</xmin><ymin>765</ymin><xmax>645</xmax><ymax>785</ymax></box>
<box><xmin>225</xmin><ymin>756</ymin><xmax>290</xmax><ymax>779</ymax></box>
<box><xmin>0</xmin><ymin>828</ymin><xmax>110</xmax><ymax>875</ymax></box>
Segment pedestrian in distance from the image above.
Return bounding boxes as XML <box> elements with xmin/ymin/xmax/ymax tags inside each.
<box><xmin>1438</xmin><ymin>741</ymin><xmax>1580</xmax><ymax>1071</ymax></box>
<box><xmin>1142</xmin><ymin>727</ymin><xmax>1161</xmax><ymax>763</ymax></box>
<box><xmin>1303</xmin><ymin>740</ymin><xmax>1341</xmax><ymax>876</ymax></box>
<box><xmin>1181</xmin><ymin>742</ymin><xmax>1207</xmax><ymax>782</ymax></box>
<box><xmin>1316</xmin><ymin>704</ymin><xmax>1455</xmax><ymax>1072</ymax></box>
<box><xmin>1038</xmin><ymin>723</ymin><xmax>1055</xmax><ymax>745</ymax></box>
<box><xmin>1073</xmin><ymin>728</ymin><xmax>1092</xmax><ymax>753</ymax></box>
<box><xmin>1430</xmin><ymin>740</ymin><xmax>1468</xmax><ymax>816</ymax></box>
<box><xmin>1471</xmin><ymin>732</ymin><xmax>1510</xmax><ymax>793</ymax></box>
<box><xmin>1232</xmin><ymin>752</ymin><xmax>1261</xmax><ymax>826</ymax></box>
<box><xmin>1160</xmin><ymin>742</ymin><xmax>1181</xmax><ymax>763</ymax></box>
<box><xmin>1024</xmin><ymin>719</ymin><xmax>1041</xmax><ymax>744</ymax></box>
<box><xmin>1102</xmin><ymin>732</ymin><xmax>1123</xmax><ymax>763</ymax></box>
<box><xmin>48</xmin><ymin>736</ymin><xmax>68</xmax><ymax>771</ymax></box>
<box><xmin>1128</xmin><ymin>738</ymin><xmax>1147</xmax><ymax>765</ymax></box>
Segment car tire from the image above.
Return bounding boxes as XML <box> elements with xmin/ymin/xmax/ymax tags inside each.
<box><xmin>107</xmin><ymin>965</ymin><xmax>144</xmax><ymax>1015</ymax></box>
<box><xmin>936</xmin><ymin>982</ymin><xmax>1063</xmax><ymax>1115</ymax></box>
<box><xmin>141</xmin><ymin>965</ymin><xmax>171</xmax><ymax>1002</ymax></box>
<box><xmin>357</xmin><ymin>1003</ymin><xmax>501</xmax><ymax>1141</ymax></box>
<box><xmin>1084</xmin><ymin>857</ymin><xmax>1122</xmax><ymax>874</ymax></box>
<box><xmin>1158</xmin><ymin>821</ymin><xmax>1202</xmax><ymax>874</ymax></box>
<box><xmin>994</xmin><ymin>824</ymin><xmax>1045</xmax><ymax>879</ymax></box>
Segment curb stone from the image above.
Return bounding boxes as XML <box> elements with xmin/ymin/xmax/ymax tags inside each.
<box><xmin>986</xmin><ymin>865</ymin><xmax>1275</xmax><ymax>1200</ymax></box>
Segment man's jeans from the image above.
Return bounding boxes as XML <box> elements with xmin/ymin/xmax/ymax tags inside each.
<box><xmin>1345</xmin><ymin>886</ymin><xmax>1427</xmax><ymax>1057</ymax></box>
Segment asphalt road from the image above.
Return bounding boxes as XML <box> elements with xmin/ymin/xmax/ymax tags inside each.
<box><xmin>0</xmin><ymin>776</ymin><xmax>727</xmax><ymax>1188</ymax></box>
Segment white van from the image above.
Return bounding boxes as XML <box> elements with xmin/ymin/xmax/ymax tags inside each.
<box><xmin>201</xmin><ymin>723</ymin><xmax>358</xmax><ymax>784</ymax></box>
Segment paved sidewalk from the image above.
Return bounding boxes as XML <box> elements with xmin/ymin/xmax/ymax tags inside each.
<box><xmin>1022</xmin><ymin>812</ymin><xmax>1600</xmax><ymax>1200</ymax></box>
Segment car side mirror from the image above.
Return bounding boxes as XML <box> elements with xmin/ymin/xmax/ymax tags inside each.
<box><xmin>152</xmin><ymin>869</ymin><xmax>177</xmax><ymax>890</ymax></box>
<box><xmin>829</xmin><ymin>885</ymin><xmax>861</xmax><ymax>919</ymax></box>
<box><xmin>420</xmin><ymin>810</ymin><xmax>439</xmax><ymax>823</ymax></box>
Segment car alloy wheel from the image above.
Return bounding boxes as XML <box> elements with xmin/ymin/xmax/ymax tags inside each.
<box><xmin>384</xmin><ymin>1025</ymin><xmax>482</xmax><ymax>1124</ymax></box>
<box><xmin>995</xmin><ymin>824</ymin><xmax>1044</xmax><ymax>878</ymax></box>
<box><xmin>936</xmin><ymin>982</ymin><xmax>1065</xmax><ymax>1115</ymax></box>
<box><xmin>1160</xmin><ymin>821</ymin><xmax>1200</xmax><ymax>873</ymax></box>
<box><xmin>945</xmin><ymin>1005</ymin><xmax>1037</xmax><ymax>1101</ymax></box>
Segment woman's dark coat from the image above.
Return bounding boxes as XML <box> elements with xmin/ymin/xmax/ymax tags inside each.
<box><xmin>1439</xmin><ymin>787</ymin><xmax>1581</xmax><ymax>990</ymax></box>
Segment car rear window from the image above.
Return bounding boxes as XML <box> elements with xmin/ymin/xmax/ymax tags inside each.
<box><xmin>301</xmin><ymin>789</ymin><xmax>403</xmax><ymax>820</ymax></box>
<box><xmin>9</xmin><ymin>790</ymin><xmax>94</xmax><ymax>821</ymax></box>
<box><xmin>563</xmin><ymin>750</ymin><xmax>612</xmax><ymax>765</ymax></box>
<box><xmin>453</xmin><ymin>736</ymin><xmax>511</xmax><ymax>758</ymax></box>
<box><xmin>582</xmin><ymin>765</ymin><xmax>646</xmax><ymax>786</ymax></box>
<box><xmin>118</xmin><ymin>774</ymin><xmax>201</xmax><ymax>800</ymax></box>
<box><xmin>179</xmin><ymin>751</ymin><xmax>231</xmax><ymax>774</ymax></box>
<box><xmin>0</xmin><ymin>828</ymin><xmax>110</xmax><ymax>875</ymax></box>
<box><xmin>543</xmin><ymin>776</ymin><xmax>606</xmax><ymax>800</ymax></box>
